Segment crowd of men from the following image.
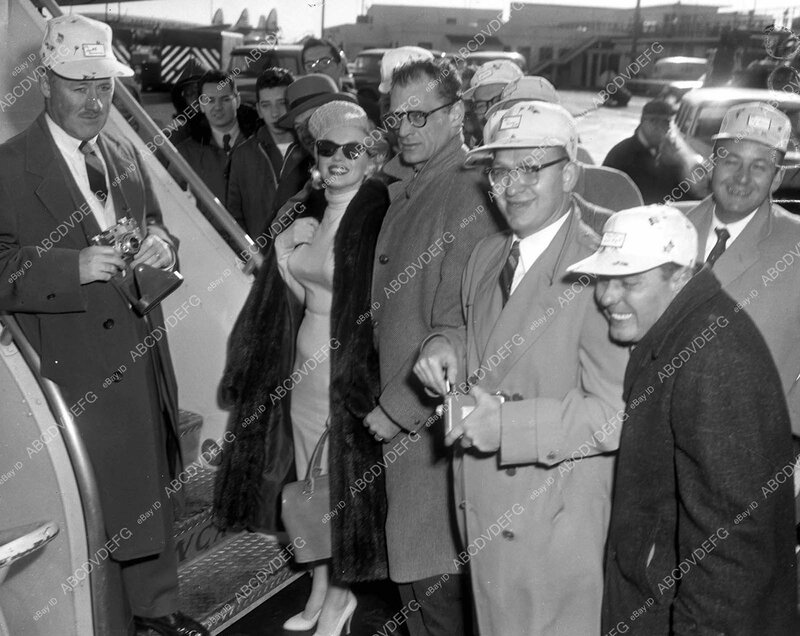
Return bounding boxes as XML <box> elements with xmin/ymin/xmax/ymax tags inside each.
<box><xmin>1</xmin><ymin>12</ymin><xmax>800</xmax><ymax>636</ymax></box>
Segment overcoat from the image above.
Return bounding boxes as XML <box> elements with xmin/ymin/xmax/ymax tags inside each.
<box><xmin>602</xmin><ymin>268</ymin><xmax>797</xmax><ymax>635</ymax></box>
<box><xmin>370</xmin><ymin>135</ymin><xmax>501</xmax><ymax>582</ymax></box>
<box><xmin>0</xmin><ymin>114</ymin><xmax>180</xmax><ymax>561</ymax></box>
<box><xmin>688</xmin><ymin>196</ymin><xmax>800</xmax><ymax>433</ymax></box>
<box><xmin>214</xmin><ymin>179</ymin><xmax>390</xmax><ymax>583</ymax></box>
<box><xmin>436</xmin><ymin>198</ymin><xmax>628</xmax><ymax>635</ymax></box>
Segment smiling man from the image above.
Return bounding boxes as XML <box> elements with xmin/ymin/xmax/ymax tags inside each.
<box><xmin>412</xmin><ymin>101</ymin><xmax>628</xmax><ymax>635</ymax></box>
<box><xmin>568</xmin><ymin>205</ymin><xmax>797</xmax><ymax>635</ymax></box>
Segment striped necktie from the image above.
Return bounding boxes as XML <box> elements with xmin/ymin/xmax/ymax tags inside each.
<box><xmin>79</xmin><ymin>140</ymin><xmax>108</xmax><ymax>202</ymax></box>
<box><xmin>499</xmin><ymin>240</ymin><xmax>521</xmax><ymax>306</ymax></box>
<box><xmin>706</xmin><ymin>227</ymin><xmax>730</xmax><ymax>267</ymax></box>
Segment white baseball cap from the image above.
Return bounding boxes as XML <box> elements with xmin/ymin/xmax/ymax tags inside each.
<box><xmin>379</xmin><ymin>46</ymin><xmax>434</xmax><ymax>94</ymax></box>
<box><xmin>465</xmin><ymin>101</ymin><xmax>578</xmax><ymax>165</ymax></box>
<box><xmin>485</xmin><ymin>76</ymin><xmax>560</xmax><ymax>119</ymax></box>
<box><xmin>567</xmin><ymin>205</ymin><xmax>698</xmax><ymax>276</ymax></box>
<box><xmin>712</xmin><ymin>101</ymin><xmax>792</xmax><ymax>153</ymax></box>
<box><xmin>462</xmin><ymin>59</ymin><xmax>523</xmax><ymax>100</ymax></box>
<box><xmin>41</xmin><ymin>14</ymin><xmax>133</xmax><ymax>80</ymax></box>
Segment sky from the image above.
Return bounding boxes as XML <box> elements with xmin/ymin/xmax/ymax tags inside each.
<box><xmin>70</xmin><ymin>0</ymin><xmax>796</xmax><ymax>43</ymax></box>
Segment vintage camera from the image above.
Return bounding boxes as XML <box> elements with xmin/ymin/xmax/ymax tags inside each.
<box><xmin>93</xmin><ymin>217</ymin><xmax>143</xmax><ymax>261</ymax></box>
<box><xmin>443</xmin><ymin>391</ymin><xmax>505</xmax><ymax>437</ymax></box>
<box><xmin>92</xmin><ymin>217</ymin><xmax>183</xmax><ymax>316</ymax></box>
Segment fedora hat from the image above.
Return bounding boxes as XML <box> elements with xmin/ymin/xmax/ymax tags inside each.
<box><xmin>277</xmin><ymin>74</ymin><xmax>356</xmax><ymax>129</ymax></box>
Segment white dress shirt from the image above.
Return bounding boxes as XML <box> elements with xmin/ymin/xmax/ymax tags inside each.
<box><xmin>702</xmin><ymin>207</ymin><xmax>759</xmax><ymax>260</ymax></box>
<box><xmin>46</xmin><ymin>114</ymin><xmax>115</xmax><ymax>230</ymax></box>
<box><xmin>509</xmin><ymin>210</ymin><xmax>571</xmax><ymax>294</ymax></box>
<box><xmin>211</xmin><ymin>122</ymin><xmax>241</xmax><ymax>150</ymax></box>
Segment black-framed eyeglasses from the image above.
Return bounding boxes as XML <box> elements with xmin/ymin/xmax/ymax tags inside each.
<box><xmin>315</xmin><ymin>139</ymin><xmax>364</xmax><ymax>160</ymax></box>
<box><xmin>384</xmin><ymin>100</ymin><xmax>459</xmax><ymax>129</ymax></box>
<box><xmin>471</xmin><ymin>94</ymin><xmax>501</xmax><ymax>116</ymax></box>
<box><xmin>486</xmin><ymin>157</ymin><xmax>568</xmax><ymax>188</ymax></box>
<box><xmin>304</xmin><ymin>56</ymin><xmax>334</xmax><ymax>72</ymax></box>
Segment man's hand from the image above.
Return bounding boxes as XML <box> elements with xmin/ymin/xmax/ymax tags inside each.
<box><xmin>413</xmin><ymin>336</ymin><xmax>458</xmax><ymax>396</ymax></box>
<box><xmin>79</xmin><ymin>246</ymin><xmax>127</xmax><ymax>284</ymax></box>
<box><xmin>365</xmin><ymin>406</ymin><xmax>402</xmax><ymax>442</ymax></box>
<box><xmin>444</xmin><ymin>386</ymin><xmax>501</xmax><ymax>453</ymax></box>
<box><xmin>131</xmin><ymin>234</ymin><xmax>174</xmax><ymax>269</ymax></box>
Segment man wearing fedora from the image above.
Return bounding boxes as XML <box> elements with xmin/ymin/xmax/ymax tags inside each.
<box><xmin>568</xmin><ymin>205</ymin><xmax>796</xmax><ymax>634</ymax></box>
<box><xmin>413</xmin><ymin>101</ymin><xmax>627</xmax><ymax>635</ymax></box>
<box><xmin>0</xmin><ymin>15</ymin><xmax>206</xmax><ymax>635</ymax></box>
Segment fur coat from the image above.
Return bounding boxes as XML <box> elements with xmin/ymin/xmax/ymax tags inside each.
<box><xmin>214</xmin><ymin>178</ymin><xmax>390</xmax><ymax>582</ymax></box>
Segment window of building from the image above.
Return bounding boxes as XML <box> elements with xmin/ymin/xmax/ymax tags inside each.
<box><xmin>446</xmin><ymin>17</ymin><xmax>457</xmax><ymax>25</ymax></box>
<box><xmin>540</xmin><ymin>46</ymin><xmax>553</xmax><ymax>61</ymax></box>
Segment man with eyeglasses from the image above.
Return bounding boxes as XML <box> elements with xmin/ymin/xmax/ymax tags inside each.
<box><xmin>462</xmin><ymin>60</ymin><xmax>523</xmax><ymax>147</ymax></box>
<box><xmin>172</xmin><ymin>70</ymin><xmax>259</xmax><ymax>206</ymax></box>
<box><xmin>364</xmin><ymin>57</ymin><xmax>501</xmax><ymax>635</ymax></box>
<box><xmin>412</xmin><ymin>101</ymin><xmax>628</xmax><ymax>635</ymax></box>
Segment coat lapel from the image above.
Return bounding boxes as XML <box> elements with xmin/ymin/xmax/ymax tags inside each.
<box><xmin>712</xmin><ymin>201</ymin><xmax>770</xmax><ymax>289</ymax></box>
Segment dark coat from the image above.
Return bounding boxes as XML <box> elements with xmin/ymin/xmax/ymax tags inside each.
<box><xmin>0</xmin><ymin>114</ymin><xmax>180</xmax><ymax>561</ymax></box>
<box><xmin>214</xmin><ymin>178</ymin><xmax>390</xmax><ymax>583</ymax></box>
<box><xmin>226</xmin><ymin>129</ymin><xmax>310</xmax><ymax>239</ymax></box>
<box><xmin>602</xmin><ymin>268</ymin><xmax>797</xmax><ymax>635</ymax></box>
<box><xmin>602</xmin><ymin>129</ymin><xmax>682</xmax><ymax>204</ymax></box>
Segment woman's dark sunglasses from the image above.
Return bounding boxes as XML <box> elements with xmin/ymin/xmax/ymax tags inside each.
<box><xmin>315</xmin><ymin>139</ymin><xmax>364</xmax><ymax>160</ymax></box>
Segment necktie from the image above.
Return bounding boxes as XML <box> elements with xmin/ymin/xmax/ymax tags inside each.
<box><xmin>499</xmin><ymin>240</ymin><xmax>521</xmax><ymax>306</ymax></box>
<box><xmin>79</xmin><ymin>140</ymin><xmax>108</xmax><ymax>202</ymax></box>
<box><xmin>706</xmin><ymin>227</ymin><xmax>730</xmax><ymax>267</ymax></box>
<box><xmin>223</xmin><ymin>133</ymin><xmax>232</xmax><ymax>153</ymax></box>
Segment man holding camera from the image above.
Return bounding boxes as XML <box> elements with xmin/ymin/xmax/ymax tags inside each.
<box><xmin>0</xmin><ymin>15</ymin><xmax>206</xmax><ymax>636</ymax></box>
<box><xmin>413</xmin><ymin>101</ymin><xmax>628</xmax><ymax>635</ymax></box>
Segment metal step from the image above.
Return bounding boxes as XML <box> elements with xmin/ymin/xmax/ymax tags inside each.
<box><xmin>173</xmin><ymin>465</ymin><xmax>228</xmax><ymax>563</ymax></box>
<box><xmin>178</xmin><ymin>409</ymin><xmax>203</xmax><ymax>463</ymax></box>
<box><xmin>177</xmin><ymin>532</ymin><xmax>304</xmax><ymax>634</ymax></box>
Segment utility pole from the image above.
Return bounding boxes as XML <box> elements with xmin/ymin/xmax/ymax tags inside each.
<box><xmin>630</xmin><ymin>0</ymin><xmax>641</xmax><ymax>59</ymax></box>
<box><xmin>321</xmin><ymin>1</ymin><xmax>325</xmax><ymax>38</ymax></box>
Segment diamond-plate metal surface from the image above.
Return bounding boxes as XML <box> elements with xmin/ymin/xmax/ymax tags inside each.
<box><xmin>173</xmin><ymin>466</ymin><xmax>215</xmax><ymax>533</ymax></box>
<box><xmin>178</xmin><ymin>532</ymin><xmax>302</xmax><ymax>633</ymax></box>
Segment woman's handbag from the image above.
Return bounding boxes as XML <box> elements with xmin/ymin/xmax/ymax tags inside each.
<box><xmin>281</xmin><ymin>425</ymin><xmax>331</xmax><ymax>563</ymax></box>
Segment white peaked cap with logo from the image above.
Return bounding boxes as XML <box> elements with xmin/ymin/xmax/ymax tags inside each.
<box><xmin>567</xmin><ymin>205</ymin><xmax>698</xmax><ymax>276</ymax></box>
<box><xmin>41</xmin><ymin>14</ymin><xmax>133</xmax><ymax>80</ymax></box>
<box><xmin>465</xmin><ymin>100</ymin><xmax>578</xmax><ymax>166</ymax></box>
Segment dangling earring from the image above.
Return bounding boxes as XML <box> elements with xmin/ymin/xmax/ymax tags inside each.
<box><xmin>310</xmin><ymin>165</ymin><xmax>324</xmax><ymax>190</ymax></box>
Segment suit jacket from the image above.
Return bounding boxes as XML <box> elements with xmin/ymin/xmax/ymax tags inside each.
<box><xmin>0</xmin><ymin>114</ymin><xmax>179</xmax><ymax>561</ymax></box>
<box><xmin>688</xmin><ymin>196</ymin><xmax>800</xmax><ymax>434</ymax></box>
<box><xmin>602</xmin><ymin>268</ymin><xmax>797</xmax><ymax>635</ymax></box>
<box><xmin>436</xmin><ymin>198</ymin><xmax>628</xmax><ymax>635</ymax></box>
<box><xmin>371</xmin><ymin>135</ymin><xmax>501</xmax><ymax>582</ymax></box>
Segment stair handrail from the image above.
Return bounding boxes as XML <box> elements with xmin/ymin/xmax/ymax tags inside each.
<box><xmin>0</xmin><ymin>313</ymin><xmax>118</xmax><ymax>634</ymax></box>
<box><xmin>35</xmin><ymin>0</ymin><xmax>264</xmax><ymax>274</ymax></box>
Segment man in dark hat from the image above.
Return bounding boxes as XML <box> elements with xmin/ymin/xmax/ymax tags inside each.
<box><xmin>603</xmin><ymin>99</ymin><xmax>703</xmax><ymax>204</ymax></box>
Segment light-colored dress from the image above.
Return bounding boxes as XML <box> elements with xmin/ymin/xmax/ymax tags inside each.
<box><xmin>282</xmin><ymin>187</ymin><xmax>356</xmax><ymax>477</ymax></box>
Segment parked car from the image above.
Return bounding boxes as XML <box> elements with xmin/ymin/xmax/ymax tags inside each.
<box><xmin>227</xmin><ymin>43</ymin><xmax>354</xmax><ymax>105</ymax></box>
<box><xmin>352</xmin><ymin>48</ymin><xmax>389</xmax><ymax>104</ymax></box>
<box><xmin>628</xmin><ymin>56</ymin><xmax>707</xmax><ymax>97</ymax></box>
<box><xmin>676</xmin><ymin>87</ymin><xmax>800</xmax><ymax>212</ymax></box>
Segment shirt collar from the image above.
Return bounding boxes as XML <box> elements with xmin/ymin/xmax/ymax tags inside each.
<box><xmin>710</xmin><ymin>206</ymin><xmax>759</xmax><ymax>244</ymax></box>
<box><xmin>513</xmin><ymin>207</ymin><xmax>572</xmax><ymax>270</ymax></box>
<box><xmin>45</xmin><ymin>113</ymin><xmax>98</xmax><ymax>157</ymax></box>
<box><xmin>211</xmin><ymin>122</ymin><xmax>241</xmax><ymax>149</ymax></box>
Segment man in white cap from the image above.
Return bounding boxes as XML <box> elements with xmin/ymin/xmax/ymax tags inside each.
<box><xmin>688</xmin><ymin>102</ymin><xmax>800</xmax><ymax>439</ymax></box>
<box><xmin>485</xmin><ymin>75</ymin><xmax>646</xmax><ymax>211</ymax></box>
<box><xmin>568</xmin><ymin>205</ymin><xmax>797</xmax><ymax>634</ymax></box>
<box><xmin>462</xmin><ymin>59</ymin><xmax>523</xmax><ymax>146</ymax></box>
<box><xmin>412</xmin><ymin>100</ymin><xmax>628</xmax><ymax>635</ymax></box>
<box><xmin>0</xmin><ymin>15</ymin><xmax>207</xmax><ymax>636</ymax></box>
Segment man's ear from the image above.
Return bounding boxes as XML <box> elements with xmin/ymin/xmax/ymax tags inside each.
<box><xmin>449</xmin><ymin>100</ymin><xmax>464</xmax><ymax>129</ymax></box>
<box><xmin>561</xmin><ymin>160</ymin><xmax>579</xmax><ymax>193</ymax></box>
<box><xmin>670</xmin><ymin>266</ymin><xmax>693</xmax><ymax>294</ymax></box>
<box><xmin>39</xmin><ymin>70</ymin><xmax>52</xmax><ymax>99</ymax></box>
<box><xmin>771</xmin><ymin>165</ymin><xmax>786</xmax><ymax>194</ymax></box>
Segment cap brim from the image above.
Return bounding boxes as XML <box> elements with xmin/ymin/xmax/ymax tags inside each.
<box><xmin>464</xmin><ymin>140</ymin><xmax>573</xmax><ymax>167</ymax></box>
<box><xmin>277</xmin><ymin>92</ymin><xmax>357</xmax><ymax>129</ymax></box>
<box><xmin>566</xmin><ymin>250</ymin><xmax>670</xmax><ymax>277</ymax></box>
<box><xmin>50</xmin><ymin>59</ymin><xmax>133</xmax><ymax>80</ymax></box>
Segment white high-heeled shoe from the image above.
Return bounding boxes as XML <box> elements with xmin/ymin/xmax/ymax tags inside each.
<box><xmin>312</xmin><ymin>594</ymin><xmax>357</xmax><ymax>636</ymax></box>
<box><xmin>283</xmin><ymin>607</ymin><xmax>321</xmax><ymax>631</ymax></box>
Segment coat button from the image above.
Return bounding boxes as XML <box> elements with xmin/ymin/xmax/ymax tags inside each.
<box><xmin>505</xmin><ymin>467</ymin><xmax>517</xmax><ymax>476</ymax></box>
<box><xmin>378</xmin><ymin>254</ymin><xmax>389</xmax><ymax>264</ymax></box>
<box><xmin>47</xmin><ymin>293</ymin><xmax>55</xmax><ymax>300</ymax></box>
<box><xmin>103</xmin><ymin>319</ymin><xmax>115</xmax><ymax>329</ymax></box>
<box><xmin>546</xmin><ymin>451</ymin><xmax>557</xmax><ymax>460</ymax></box>
<box><xmin>502</xmin><ymin>529</ymin><xmax>514</xmax><ymax>540</ymax></box>
<box><xmin>458</xmin><ymin>501</ymin><xmax>467</xmax><ymax>510</ymax></box>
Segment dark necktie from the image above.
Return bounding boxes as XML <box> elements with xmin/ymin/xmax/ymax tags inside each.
<box><xmin>499</xmin><ymin>240</ymin><xmax>521</xmax><ymax>306</ymax></box>
<box><xmin>223</xmin><ymin>133</ymin><xmax>232</xmax><ymax>153</ymax></box>
<box><xmin>706</xmin><ymin>227</ymin><xmax>730</xmax><ymax>267</ymax></box>
<box><xmin>79</xmin><ymin>140</ymin><xmax>108</xmax><ymax>202</ymax></box>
